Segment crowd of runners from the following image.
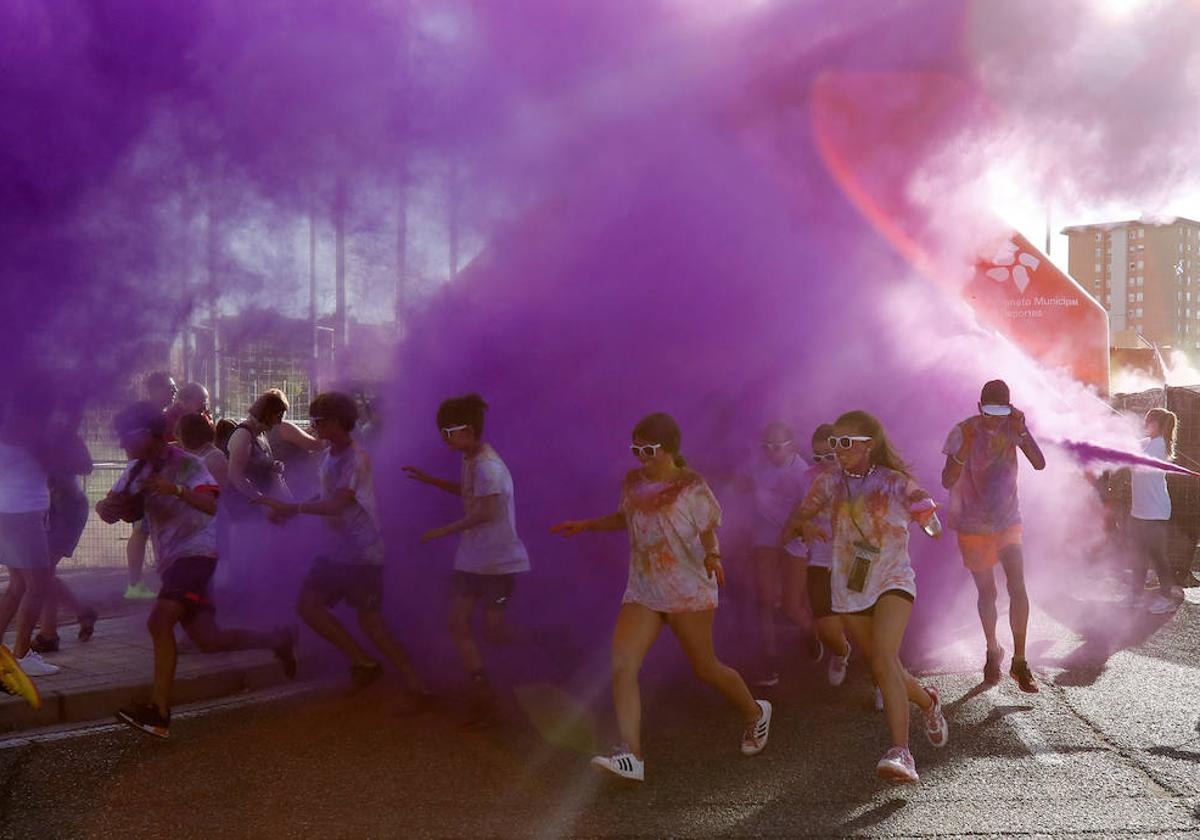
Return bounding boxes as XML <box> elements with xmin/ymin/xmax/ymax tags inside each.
<box><xmin>0</xmin><ymin>373</ymin><xmax>1190</xmax><ymax>784</ymax></box>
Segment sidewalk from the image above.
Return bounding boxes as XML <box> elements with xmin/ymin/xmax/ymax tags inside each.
<box><xmin>0</xmin><ymin>569</ymin><xmax>308</xmax><ymax>733</ymax></box>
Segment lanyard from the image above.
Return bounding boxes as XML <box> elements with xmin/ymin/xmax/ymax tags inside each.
<box><xmin>841</xmin><ymin>466</ymin><xmax>876</xmax><ymax>545</ymax></box>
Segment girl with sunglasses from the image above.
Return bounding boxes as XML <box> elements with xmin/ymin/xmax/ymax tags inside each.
<box><xmin>784</xmin><ymin>410</ymin><xmax>947</xmax><ymax>783</ymax></box>
<box><xmin>741</xmin><ymin>421</ymin><xmax>821</xmax><ymax>687</ymax></box>
<box><xmin>551</xmin><ymin>412</ymin><xmax>770</xmax><ymax>782</ymax></box>
<box><xmin>404</xmin><ymin>394</ymin><xmax>530</xmax><ymax>727</ymax></box>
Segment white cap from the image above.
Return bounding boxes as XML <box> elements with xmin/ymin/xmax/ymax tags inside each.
<box><xmin>980</xmin><ymin>404</ymin><xmax>1012</xmax><ymax>417</ymax></box>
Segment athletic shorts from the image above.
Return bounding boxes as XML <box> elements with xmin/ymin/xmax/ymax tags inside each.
<box><xmin>452</xmin><ymin>571</ymin><xmax>516</xmax><ymax>609</ymax></box>
<box><xmin>957</xmin><ymin>525</ymin><xmax>1023</xmax><ymax>573</ymax></box>
<box><xmin>47</xmin><ymin>493</ymin><xmax>89</xmax><ymax>560</ymax></box>
<box><xmin>842</xmin><ymin>588</ymin><xmax>914</xmax><ymax>617</ymax></box>
<box><xmin>159</xmin><ymin>556</ymin><xmax>218</xmax><ymax>621</ymax></box>
<box><xmin>302</xmin><ymin>559</ymin><xmax>383</xmax><ymax>611</ymax></box>
<box><xmin>0</xmin><ymin>511</ymin><xmax>50</xmax><ymax>571</ymax></box>
<box><xmin>806</xmin><ymin>566</ymin><xmax>834</xmax><ymax>619</ymax></box>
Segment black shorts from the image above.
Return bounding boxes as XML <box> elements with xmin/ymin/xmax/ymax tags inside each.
<box><xmin>302</xmin><ymin>559</ymin><xmax>383</xmax><ymax>611</ymax></box>
<box><xmin>159</xmin><ymin>556</ymin><xmax>218</xmax><ymax>622</ymax></box>
<box><xmin>806</xmin><ymin>566</ymin><xmax>835</xmax><ymax>619</ymax></box>
<box><xmin>842</xmin><ymin>588</ymin><xmax>915</xmax><ymax>617</ymax></box>
<box><xmin>451</xmin><ymin>571</ymin><xmax>516</xmax><ymax>609</ymax></box>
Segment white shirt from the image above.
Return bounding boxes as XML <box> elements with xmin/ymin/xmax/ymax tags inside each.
<box><xmin>1131</xmin><ymin>437</ymin><xmax>1172</xmax><ymax>521</ymax></box>
<box><xmin>0</xmin><ymin>441</ymin><xmax>49</xmax><ymax>514</ymax></box>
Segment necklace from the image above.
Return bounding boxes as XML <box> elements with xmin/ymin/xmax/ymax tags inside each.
<box><xmin>842</xmin><ymin>465</ymin><xmax>875</xmax><ymax>480</ymax></box>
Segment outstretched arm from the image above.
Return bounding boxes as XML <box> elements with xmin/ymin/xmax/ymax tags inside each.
<box><xmin>550</xmin><ymin>511</ymin><xmax>627</xmax><ymax>537</ymax></box>
<box><xmin>402</xmin><ymin>466</ymin><xmax>462</xmax><ymax>496</ymax></box>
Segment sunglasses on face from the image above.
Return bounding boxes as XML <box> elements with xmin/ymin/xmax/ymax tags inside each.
<box><xmin>630</xmin><ymin>443</ymin><xmax>663</xmax><ymax>458</ymax></box>
<box><xmin>761</xmin><ymin>441</ymin><xmax>792</xmax><ymax>452</ymax></box>
<box><xmin>812</xmin><ymin>452</ymin><xmax>836</xmax><ymax>463</ymax></box>
<box><xmin>828</xmin><ymin>435</ymin><xmax>873</xmax><ymax>450</ymax></box>
<box><xmin>440</xmin><ymin>424</ymin><xmax>470</xmax><ymax>440</ymax></box>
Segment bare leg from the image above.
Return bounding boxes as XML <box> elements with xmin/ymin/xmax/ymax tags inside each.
<box><xmin>970</xmin><ymin>567</ymin><xmax>1001</xmax><ymax>654</ymax></box>
<box><xmin>147</xmin><ymin>600</ymin><xmax>184</xmax><ymax>715</ymax></box>
<box><xmin>296</xmin><ymin>589</ymin><xmax>375</xmax><ymax>667</ymax></box>
<box><xmin>610</xmin><ymin>603</ymin><xmax>664</xmax><ymax>758</ymax></box>
<box><xmin>666</xmin><ymin>609</ymin><xmax>761</xmax><ymax>723</ymax></box>
<box><xmin>448</xmin><ymin>593</ymin><xmax>484</xmax><ymax>674</ymax></box>
<box><xmin>40</xmin><ymin>558</ymin><xmax>81</xmax><ymax>642</ymax></box>
<box><xmin>182</xmin><ymin>609</ymin><xmax>284</xmax><ymax>653</ymax></box>
<box><xmin>815</xmin><ymin>614</ymin><xmax>850</xmax><ymax>658</ymax></box>
<box><xmin>12</xmin><ymin>569</ymin><xmax>51</xmax><ymax>658</ymax></box>
<box><xmin>752</xmin><ymin>547</ymin><xmax>781</xmax><ymax>665</ymax></box>
<box><xmin>127</xmin><ymin>527</ymin><xmax>149</xmax><ymax>587</ymax></box>
<box><xmin>358</xmin><ymin>608</ymin><xmax>426</xmax><ymax>692</ymax></box>
<box><xmin>999</xmin><ymin>546</ymin><xmax>1029</xmax><ymax>661</ymax></box>
<box><xmin>0</xmin><ymin>570</ymin><xmax>29</xmax><ymax>645</ymax></box>
<box><xmin>781</xmin><ymin>553</ymin><xmax>814</xmax><ymax>634</ymax></box>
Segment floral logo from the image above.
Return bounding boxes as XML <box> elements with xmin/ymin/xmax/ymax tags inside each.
<box><xmin>984</xmin><ymin>240</ymin><xmax>1040</xmax><ymax>294</ymax></box>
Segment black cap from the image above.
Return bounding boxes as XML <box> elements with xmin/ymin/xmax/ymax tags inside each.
<box><xmin>980</xmin><ymin>379</ymin><xmax>1011</xmax><ymax>407</ymax></box>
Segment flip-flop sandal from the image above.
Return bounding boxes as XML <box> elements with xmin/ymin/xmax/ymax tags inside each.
<box><xmin>0</xmin><ymin>644</ymin><xmax>41</xmax><ymax>709</ymax></box>
<box><xmin>77</xmin><ymin>608</ymin><xmax>98</xmax><ymax>643</ymax></box>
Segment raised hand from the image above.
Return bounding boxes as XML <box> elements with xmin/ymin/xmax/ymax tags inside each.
<box><xmin>549</xmin><ymin>520</ymin><xmax>590</xmax><ymax>538</ymax></box>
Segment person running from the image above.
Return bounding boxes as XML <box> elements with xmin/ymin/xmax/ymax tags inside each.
<box><xmin>941</xmin><ymin>380</ymin><xmax>1045</xmax><ymax>693</ymax></box>
<box><xmin>32</xmin><ymin>405</ymin><xmax>97</xmax><ymax>653</ymax></box>
<box><xmin>0</xmin><ymin>401</ymin><xmax>60</xmax><ymax>677</ymax></box>
<box><xmin>257</xmin><ymin>392</ymin><xmax>429</xmax><ymax>711</ymax></box>
<box><xmin>785</xmin><ymin>410</ymin><xmax>947</xmax><ymax>783</ymax></box>
<box><xmin>164</xmin><ymin>383</ymin><xmax>212</xmax><ymax>442</ymax></box>
<box><xmin>124</xmin><ymin>372</ymin><xmax>178</xmax><ymax>600</ymax></box>
<box><xmin>403</xmin><ymin>394</ymin><xmax>530</xmax><ymax>727</ymax></box>
<box><xmin>97</xmin><ymin>402</ymin><xmax>295</xmax><ymax>739</ymax></box>
<box><xmin>796</xmin><ymin>423</ymin><xmax>854</xmax><ymax>688</ymax></box>
<box><xmin>741</xmin><ymin>421</ymin><xmax>821</xmax><ymax>687</ymax></box>
<box><xmin>1128</xmin><ymin>408</ymin><xmax>1185</xmax><ymax>615</ymax></box>
<box><xmin>178</xmin><ymin>412</ymin><xmax>229</xmax><ymax>487</ymax></box>
<box><xmin>551</xmin><ymin>412</ymin><xmax>771</xmax><ymax>782</ymax></box>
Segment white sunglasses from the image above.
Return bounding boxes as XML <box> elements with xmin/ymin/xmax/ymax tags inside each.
<box><xmin>828</xmin><ymin>435</ymin><xmax>873</xmax><ymax>450</ymax></box>
<box><xmin>440</xmin><ymin>424</ymin><xmax>470</xmax><ymax>440</ymax></box>
<box><xmin>630</xmin><ymin>443</ymin><xmax>663</xmax><ymax>458</ymax></box>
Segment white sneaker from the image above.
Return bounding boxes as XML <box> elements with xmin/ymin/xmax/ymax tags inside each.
<box><xmin>591</xmin><ymin>747</ymin><xmax>644</xmax><ymax>782</ymax></box>
<box><xmin>828</xmin><ymin>643</ymin><xmax>851</xmax><ymax>687</ymax></box>
<box><xmin>876</xmin><ymin>746</ymin><xmax>919</xmax><ymax>783</ymax></box>
<box><xmin>741</xmin><ymin>699</ymin><xmax>772</xmax><ymax>755</ymax></box>
<box><xmin>874</xmin><ymin>686</ymin><xmax>884</xmax><ymax>711</ymax></box>
<box><xmin>922</xmin><ymin>686</ymin><xmax>949</xmax><ymax>748</ymax></box>
<box><xmin>1148</xmin><ymin>595</ymin><xmax>1180</xmax><ymax>616</ymax></box>
<box><xmin>17</xmin><ymin>650</ymin><xmax>60</xmax><ymax>677</ymax></box>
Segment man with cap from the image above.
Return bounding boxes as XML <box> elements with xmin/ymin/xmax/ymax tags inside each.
<box><xmin>941</xmin><ymin>380</ymin><xmax>1046</xmax><ymax>692</ymax></box>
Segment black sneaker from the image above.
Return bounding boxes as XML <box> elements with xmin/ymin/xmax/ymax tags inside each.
<box><xmin>983</xmin><ymin>646</ymin><xmax>1004</xmax><ymax>685</ymax></box>
<box><xmin>1010</xmin><ymin>658</ymin><xmax>1039</xmax><ymax>693</ymax></box>
<box><xmin>350</xmin><ymin>661</ymin><xmax>384</xmax><ymax>692</ymax></box>
<box><xmin>116</xmin><ymin>703</ymin><xmax>170</xmax><ymax>739</ymax></box>
<box><xmin>273</xmin><ymin>627</ymin><xmax>297</xmax><ymax>680</ymax></box>
<box><xmin>30</xmin><ymin>634</ymin><xmax>60</xmax><ymax>654</ymax></box>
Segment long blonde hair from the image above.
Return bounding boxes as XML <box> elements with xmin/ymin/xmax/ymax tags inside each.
<box><xmin>1146</xmin><ymin>407</ymin><xmax>1178</xmax><ymax>461</ymax></box>
<box><xmin>834</xmin><ymin>410</ymin><xmax>912</xmax><ymax>478</ymax></box>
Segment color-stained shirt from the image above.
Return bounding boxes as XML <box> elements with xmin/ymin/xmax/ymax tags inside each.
<box><xmin>620</xmin><ymin>468</ymin><xmax>722</xmax><ymax>612</ymax></box>
<box><xmin>455</xmin><ymin>444</ymin><xmax>530</xmax><ymax>575</ymax></box>
<box><xmin>319</xmin><ymin>442</ymin><xmax>385</xmax><ymax>565</ymax></box>
<box><xmin>113</xmin><ymin>448</ymin><xmax>219</xmax><ymax>569</ymax></box>
<box><xmin>942</xmin><ymin>416</ymin><xmax>1024</xmax><ymax>534</ymax></box>
<box><xmin>745</xmin><ymin>455</ymin><xmax>810</xmax><ymax>555</ymax></box>
<box><xmin>1131</xmin><ymin>436</ymin><xmax>1172</xmax><ymax>521</ymax></box>
<box><xmin>792</xmin><ymin>464</ymin><xmax>835</xmax><ymax>569</ymax></box>
<box><xmin>796</xmin><ymin>466</ymin><xmax>926</xmax><ymax>613</ymax></box>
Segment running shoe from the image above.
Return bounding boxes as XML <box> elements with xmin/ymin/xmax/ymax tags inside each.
<box><xmin>806</xmin><ymin>635</ymin><xmax>825</xmax><ymax>663</ymax></box>
<box><xmin>983</xmin><ymin>645</ymin><xmax>1004</xmax><ymax>685</ymax></box>
<box><xmin>741</xmin><ymin>699</ymin><xmax>772</xmax><ymax>756</ymax></box>
<box><xmin>591</xmin><ymin>746</ymin><xmax>644</xmax><ymax>782</ymax></box>
<box><xmin>1147</xmin><ymin>595</ymin><xmax>1180</xmax><ymax>616</ymax></box>
<box><xmin>30</xmin><ymin>634</ymin><xmax>60</xmax><ymax>654</ymax></box>
<box><xmin>922</xmin><ymin>686</ymin><xmax>949</xmax><ymax>748</ymax></box>
<box><xmin>123</xmin><ymin>582</ymin><xmax>157</xmax><ymax>600</ymax></box>
<box><xmin>828</xmin><ymin>642</ymin><xmax>851</xmax><ymax>687</ymax></box>
<box><xmin>350</xmin><ymin>661</ymin><xmax>384</xmax><ymax>691</ymax></box>
<box><xmin>1121</xmin><ymin>592</ymin><xmax>1146</xmax><ymax>610</ymax></box>
<box><xmin>0</xmin><ymin>645</ymin><xmax>41</xmax><ymax>709</ymax></box>
<box><xmin>116</xmin><ymin>702</ymin><xmax>170</xmax><ymax>739</ymax></box>
<box><xmin>273</xmin><ymin>627</ymin><xmax>298</xmax><ymax>680</ymax></box>
<box><xmin>876</xmin><ymin>746</ymin><xmax>919</xmax><ymax>783</ymax></box>
<box><xmin>1009</xmin><ymin>658</ymin><xmax>1039</xmax><ymax>693</ymax></box>
<box><xmin>754</xmin><ymin>670</ymin><xmax>780</xmax><ymax>688</ymax></box>
<box><xmin>17</xmin><ymin>650</ymin><xmax>60</xmax><ymax>677</ymax></box>
<box><xmin>874</xmin><ymin>686</ymin><xmax>884</xmax><ymax>712</ymax></box>
<box><xmin>77</xmin><ymin>607</ymin><xmax>98</xmax><ymax>642</ymax></box>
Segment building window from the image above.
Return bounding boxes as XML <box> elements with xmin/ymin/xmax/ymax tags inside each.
<box><xmin>1137</xmin><ymin>292</ymin><xmax>1144</xmax><ymax>301</ymax></box>
<box><xmin>1096</xmin><ymin>248</ymin><xmax>1103</xmax><ymax>257</ymax></box>
<box><xmin>1131</xmin><ymin>293</ymin><xmax>1138</xmax><ymax>302</ymax></box>
<box><xmin>1138</xmin><ymin>260</ymin><xmax>1145</xmax><ymax>269</ymax></box>
<box><xmin>1135</xmin><ymin>307</ymin><xmax>1144</xmax><ymax>317</ymax></box>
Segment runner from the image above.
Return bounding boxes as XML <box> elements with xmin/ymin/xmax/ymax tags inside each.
<box><xmin>124</xmin><ymin>371</ymin><xmax>178</xmax><ymax>601</ymax></box>
<box><xmin>98</xmin><ymin>402</ymin><xmax>295</xmax><ymax>739</ymax></box>
<box><xmin>258</xmin><ymin>392</ymin><xmax>430</xmax><ymax>712</ymax></box>
<box><xmin>742</xmin><ymin>421</ymin><xmax>821</xmax><ymax>687</ymax></box>
<box><xmin>403</xmin><ymin>393</ymin><xmax>530</xmax><ymax>726</ymax></box>
<box><xmin>551</xmin><ymin>412</ymin><xmax>771</xmax><ymax>782</ymax></box>
<box><xmin>1129</xmin><ymin>408</ymin><xmax>1185</xmax><ymax>615</ymax></box>
<box><xmin>941</xmin><ymin>380</ymin><xmax>1045</xmax><ymax>693</ymax></box>
<box><xmin>786</xmin><ymin>410</ymin><xmax>947</xmax><ymax>783</ymax></box>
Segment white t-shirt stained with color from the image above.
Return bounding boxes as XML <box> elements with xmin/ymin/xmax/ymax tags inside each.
<box><xmin>455</xmin><ymin>444</ymin><xmax>530</xmax><ymax>575</ymax></box>
<box><xmin>1131</xmin><ymin>437</ymin><xmax>1172</xmax><ymax>521</ymax></box>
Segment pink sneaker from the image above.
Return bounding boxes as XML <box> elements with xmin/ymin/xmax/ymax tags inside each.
<box><xmin>923</xmin><ymin>686</ymin><xmax>949</xmax><ymax>748</ymax></box>
<box><xmin>876</xmin><ymin>746</ymin><xmax>919</xmax><ymax>783</ymax></box>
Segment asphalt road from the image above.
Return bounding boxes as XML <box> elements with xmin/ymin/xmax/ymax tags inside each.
<box><xmin>0</xmin><ymin>589</ymin><xmax>1197</xmax><ymax>839</ymax></box>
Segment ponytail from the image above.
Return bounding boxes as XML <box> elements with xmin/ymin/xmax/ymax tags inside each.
<box><xmin>1146</xmin><ymin>408</ymin><xmax>1178</xmax><ymax>461</ymax></box>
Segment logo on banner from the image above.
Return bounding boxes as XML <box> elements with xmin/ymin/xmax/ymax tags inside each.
<box><xmin>984</xmin><ymin>240</ymin><xmax>1040</xmax><ymax>294</ymax></box>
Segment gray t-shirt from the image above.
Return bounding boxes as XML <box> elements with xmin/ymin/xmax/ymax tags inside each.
<box><xmin>114</xmin><ymin>449</ymin><xmax>218</xmax><ymax>570</ymax></box>
<box><xmin>319</xmin><ymin>442</ymin><xmax>385</xmax><ymax>565</ymax></box>
<box><xmin>454</xmin><ymin>445</ymin><xmax>530</xmax><ymax>575</ymax></box>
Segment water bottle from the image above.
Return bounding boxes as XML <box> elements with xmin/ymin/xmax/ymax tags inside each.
<box><xmin>909</xmin><ymin>497</ymin><xmax>942</xmax><ymax>538</ymax></box>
